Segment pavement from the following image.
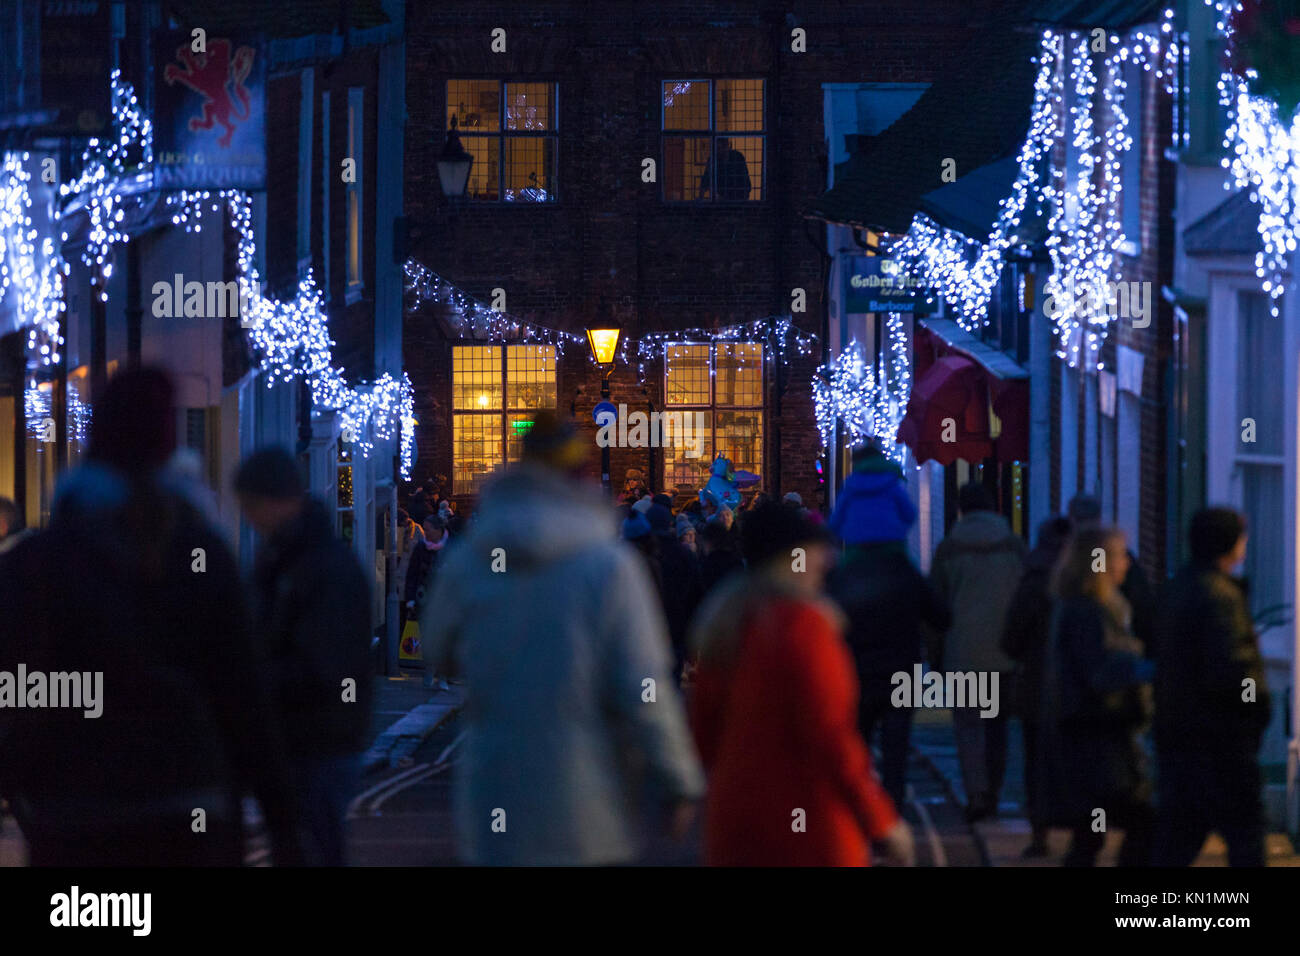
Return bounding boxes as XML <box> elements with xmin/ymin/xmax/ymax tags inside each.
<box><xmin>909</xmin><ymin>708</ymin><xmax>1300</xmax><ymax>867</ymax></box>
<box><xmin>363</xmin><ymin>672</ymin><xmax>464</xmax><ymax>774</ymax></box>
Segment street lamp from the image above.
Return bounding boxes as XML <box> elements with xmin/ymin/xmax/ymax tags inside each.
<box><xmin>586</xmin><ymin>320</ymin><xmax>621</xmax><ymax>498</ymax></box>
<box><xmin>437</xmin><ymin>115</ymin><xmax>474</xmax><ymax>201</ymax></box>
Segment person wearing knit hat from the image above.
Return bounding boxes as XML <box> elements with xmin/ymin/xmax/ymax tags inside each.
<box><xmin>631</xmin><ymin>495</ymin><xmax>655</xmax><ymax>515</ymax></box>
<box><xmin>621</xmin><ymin>510</ymin><xmax>652</xmax><ymax>541</ymax></box>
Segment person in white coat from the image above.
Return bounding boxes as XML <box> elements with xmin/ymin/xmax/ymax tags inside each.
<box><xmin>420</xmin><ymin>410</ymin><xmax>705</xmax><ymax>865</ymax></box>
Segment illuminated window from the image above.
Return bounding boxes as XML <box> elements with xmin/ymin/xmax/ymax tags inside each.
<box><xmin>663</xmin><ymin>342</ymin><xmax>764</xmax><ymax>491</ymax></box>
<box><xmin>453</xmin><ymin>345</ymin><xmax>558</xmax><ymax>493</ymax></box>
<box><xmin>662</xmin><ymin>79</ymin><xmax>764</xmax><ymax>202</ymax></box>
<box><xmin>337</xmin><ymin>441</ymin><xmax>354</xmax><ymax>543</ymax></box>
<box><xmin>446</xmin><ymin>80</ymin><xmax>558</xmax><ymax>202</ymax></box>
<box><xmin>346</xmin><ymin>87</ymin><xmax>364</xmax><ymax>294</ymax></box>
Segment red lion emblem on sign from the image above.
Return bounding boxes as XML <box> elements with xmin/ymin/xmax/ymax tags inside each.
<box><xmin>163</xmin><ymin>40</ymin><xmax>255</xmax><ymax>148</ymax></box>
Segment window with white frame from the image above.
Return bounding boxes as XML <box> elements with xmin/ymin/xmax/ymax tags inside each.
<box><xmin>1235</xmin><ymin>291</ymin><xmax>1284</xmax><ymax>619</ymax></box>
<box><xmin>662</xmin><ymin>342</ymin><xmax>764</xmax><ymax>491</ymax></box>
<box><xmin>346</xmin><ymin>87</ymin><xmax>364</xmax><ymax>295</ymax></box>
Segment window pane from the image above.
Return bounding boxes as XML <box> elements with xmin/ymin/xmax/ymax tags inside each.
<box><xmin>506</xmin><ymin>413</ymin><xmax>533</xmax><ymax>463</ymax></box>
<box><xmin>347</xmin><ymin>189</ymin><xmax>360</xmax><ymax>284</ymax></box>
<box><xmin>663</xmin><ymin>136</ymin><xmax>710</xmax><ymax>201</ymax></box>
<box><xmin>337</xmin><ymin>464</ymin><xmax>353</xmax><ymax>508</ymax></box>
<box><xmin>448</xmin><ymin>79</ymin><xmax>501</xmax><ymax>132</ymax></box>
<box><xmin>1237</xmin><ymin>291</ymin><xmax>1283</xmax><ymax>455</ymax></box>
<box><xmin>716</xmin><ymin>79</ymin><xmax>763</xmax><ymax>132</ymax></box>
<box><xmin>506</xmin><ymin>345</ymin><xmax>557</xmax><ymax>409</ymax></box>
<box><xmin>504</xmin><ymin>137</ymin><xmax>557</xmax><ymax>202</ymax></box>
<box><xmin>714</xmin><ymin>136</ymin><xmax>761</xmax><ymax>201</ymax></box>
<box><xmin>453</xmin><ymin>346</ymin><xmax>503</xmax><ymax>410</ymax></box>
<box><xmin>664</xmin><ymin>410</ymin><xmax>712</xmax><ymax>493</ymax></box>
<box><xmin>505</xmin><ymin>82</ymin><xmax>554</xmax><ymax>130</ymax></box>
<box><xmin>662</xmin><ymin>80</ymin><xmax>709</xmax><ymax>130</ymax></box>
<box><xmin>716</xmin><ymin>410</ymin><xmax>763</xmax><ymax>478</ymax></box>
<box><xmin>715</xmin><ymin>342</ymin><xmax>763</xmax><ymax>406</ymax></box>
<box><xmin>1241</xmin><ymin>464</ymin><xmax>1284</xmax><ymax>618</ymax></box>
<box><xmin>454</xmin><ymin>413</ymin><xmax>503</xmax><ymax>495</ymax></box>
<box><xmin>665</xmin><ymin>344</ymin><xmax>710</xmax><ymax>405</ymax></box>
<box><xmin>463</xmin><ymin>136</ymin><xmax>499</xmax><ymax>201</ymax></box>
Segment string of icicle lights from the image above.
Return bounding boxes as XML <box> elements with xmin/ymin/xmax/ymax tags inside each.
<box><xmin>1209</xmin><ymin>0</ymin><xmax>1300</xmax><ymax>317</ymax></box>
<box><xmin>405</xmin><ymin>258</ymin><xmax>818</xmax><ymax>384</ymax></box>
<box><xmin>812</xmin><ymin>314</ymin><xmax>911</xmax><ymax>467</ymax></box>
<box><xmin>2</xmin><ymin>70</ymin><xmax>415</xmax><ymax>477</ymax></box>
<box><xmin>886</xmin><ymin>15</ymin><xmax>1177</xmax><ymax>369</ymax></box>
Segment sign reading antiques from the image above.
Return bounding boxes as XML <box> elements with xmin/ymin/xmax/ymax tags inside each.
<box><xmin>152</xmin><ymin>30</ymin><xmax>266</xmax><ymax>190</ymax></box>
<box><xmin>844</xmin><ymin>256</ymin><xmax>934</xmax><ymax>314</ymax></box>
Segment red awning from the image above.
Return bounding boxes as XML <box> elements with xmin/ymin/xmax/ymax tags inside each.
<box><xmin>896</xmin><ymin>325</ymin><xmax>1029</xmax><ymax>466</ymax></box>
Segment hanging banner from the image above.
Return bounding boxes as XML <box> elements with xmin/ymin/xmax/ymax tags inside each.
<box><xmin>152</xmin><ymin>29</ymin><xmax>266</xmax><ymax>190</ymax></box>
<box><xmin>844</xmin><ymin>255</ymin><xmax>934</xmax><ymax>314</ymax></box>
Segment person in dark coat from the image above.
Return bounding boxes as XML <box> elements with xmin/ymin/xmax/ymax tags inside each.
<box><xmin>1040</xmin><ymin>525</ymin><xmax>1154</xmax><ymax>867</ymax></box>
<box><xmin>827</xmin><ymin>539</ymin><xmax>950</xmax><ymax>808</ymax></box>
<box><xmin>1068</xmin><ymin>494</ymin><xmax>1156</xmax><ymax>650</ymax></box>
<box><xmin>828</xmin><ymin>442</ymin><xmax>918</xmax><ymax>546</ymax></box>
<box><xmin>237</xmin><ymin>447</ymin><xmax>374</xmax><ymax>867</ymax></box>
<box><xmin>407</xmin><ymin>484</ymin><xmax>431</xmax><ymax>526</ymax></box>
<box><xmin>697</xmin><ymin>518</ymin><xmax>744</xmax><ymax>596</ymax></box>
<box><xmin>1001</xmin><ymin>515</ymin><xmax>1073</xmax><ymax>858</ymax></box>
<box><xmin>0</xmin><ymin>368</ymin><xmax>302</xmax><ymax>866</ymax></box>
<box><xmin>646</xmin><ymin>503</ymin><xmax>704</xmax><ymax>681</ymax></box>
<box><xmin>1152</xmin><ymin>508</ymin><xmax>1271</xmax><ymax>867</ymax></box>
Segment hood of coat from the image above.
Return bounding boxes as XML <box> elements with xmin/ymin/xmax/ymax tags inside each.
<box><xmin>690</xmin><ymin>569</ymin><xmax>846</xmax><ymax>668</ymax></box>
<box><xmin>839</xmin><ymin>469</ymin><xmax>902</xmax><ymax>497</ymax></box>
<box><xmin>461</xmin><ymin>463</ymin><xmax>616</xmax><ymax>569</ymax></box>
<box><xmin>946</xmin><ymin>509</ymin><xmax>1019</xmax><ymax>551</ymax></box>
<box><xmin>851</xmin><ymin>453</ymin><xmax>903</xmax><ymax>479</ymax></box>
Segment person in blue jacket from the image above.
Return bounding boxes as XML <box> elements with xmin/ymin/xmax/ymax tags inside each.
<box><xmin>828</xmin><ymin>441</ymin><xmax>917</xmax><ymax>545</ymax></box>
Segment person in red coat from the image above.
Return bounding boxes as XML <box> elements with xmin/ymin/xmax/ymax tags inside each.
<box><xmin>689</xmin><ymin>501</ymin><xmax>915</xmax><ymax>866</ymax></box>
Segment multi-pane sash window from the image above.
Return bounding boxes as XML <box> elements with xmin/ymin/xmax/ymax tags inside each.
<box><xmin>663</xmin><ymin>342</ymin><xmax>764</xmax><ymax>491</ymax></box>
<box><xmin>447</xmin><ymin>80</ymin><xmax>558</xmax><ymax>202</ymax></box>
<box><xmin>453</xmin><ymin>345</ymin><xmax>558</xmax><ymax>494</ymax></box>
<box><xmin>662</xmin><ymin>79</ymin><xmax>765</xmax><ymax>202</ymax></box>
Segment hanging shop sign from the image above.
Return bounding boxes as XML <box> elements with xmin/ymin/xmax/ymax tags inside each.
<box><xmin>152</xmin><ymin>29</ymin><xmax>266</xmax><ymax>190</ymax></box>
<box><xmin>40</xmin><ymin>1</ymin><xmax>112</xmax><ymax>134</ymax></box>
<box><xmin>844</xmin><ymin>256</ymin><xmax>934</xmax><ymax>314</ymax></box>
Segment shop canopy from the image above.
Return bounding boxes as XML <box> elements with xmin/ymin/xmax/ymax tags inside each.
<box><xmin>896</xmin><ymin>321</ymin><xmax>1029</xmax><ymax>467</ymax></box>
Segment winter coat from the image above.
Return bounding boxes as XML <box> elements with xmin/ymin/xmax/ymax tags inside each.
<box><xmin>420</xmin><ymin>463</ymin><xmax>705</xmax><ymax>866</ymax></box>
<box><xmin>1153</xmin><ymin>564</ymin><xmax>1271</xmax><ymax>759</ymax></box>
<box><xmin>827</xmin><ymin>457</ymin><xmax>917</xmax><ymax>545</ymax></box>
<box><xmin>827</xmin><ymin>541</ymin><xmax>950</xmax><ymax>703</ymax></box>
<box><xmin>0</xmin><ymin>462</ymin><xmax>301</xmax><ymax>864</ymax></box>
<box><xmin>1000</xmin><ymin>540</ymin><xmax>1066</xmax><ymax>719</ymax></box>
<box><xmin>928</xmin><ymin>510</ymin><xmax>1026</xmax><ymax>672</ymax></box>
<box><xmin>651</xmin><ymin>531</ymin><xmax>704</xmax><ymax>676</ymax></box>
<box><xmin>405</xmin><ymin>530</ymin><xmax>449</xmax><ymax>609</ymax></box>
<box><xmin>689</xmin><ymin>573</ymin><xmax>900</xmax><ymax>865</ymax></box>
<box><xmin>1039</xmin><ymin>595</ymin><xmax>1154</xmax><ymax>823</ymax></box>
<box><xmin>249</xmin><ymin>495</ymin><xmax>374</xmax><ymax>759</ymax></box>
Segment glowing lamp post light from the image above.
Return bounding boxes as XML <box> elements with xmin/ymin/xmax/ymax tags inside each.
<box><xmin>586</xmin><ymin>324</ymin><xmax>621</xmax><ymax>497</ymax></box>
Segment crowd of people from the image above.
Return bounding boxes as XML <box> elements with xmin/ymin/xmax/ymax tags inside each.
<box><xmin>412</xmin><ymin>413</ymin><xmax>1271</xmax><ymax>868</ymax></box>
<box><xmin>0</xmin><ymin>384</ymin><xmax>1273</xmax><ymax>868</ymax></box>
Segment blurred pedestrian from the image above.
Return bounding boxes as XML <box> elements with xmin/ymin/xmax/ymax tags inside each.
<box><xmin>0</xmin><ymin>368</ymin><xmax>301</xmax><ymax>866</ymax></box>
<box><xmin>421</xmin><ymin>410</ymin><xmax>704</xmax><ymax>865</ymax></box>
<box><xmin>1153</xmin><ymin>508</ymin><xmax>1270</xmax><ymax>866</ymax></box>
<box><xmin>1068</xmin><ymin>494</ymin><xmax>1156</xmax><ymax>648</ymax></box>
<box><xmin>828</xmin><ymin>442</ymin><xmax>917</xmax><ymax>546</ymax></box>
<box><xmin>1000</xmin><ymin>515</ymin><xmax>1073</xmax><ymax>857</ymax></box>
<box><xmin>407</xmin><ymin>484</ymin><xmax>431</xmax><ymax>525</ymax></box>
<box><xmin>828</xmin><ymin>535</ymin><xmax>949</xmax><ymax>810</ymax></box>
<box><xmin>237</xmin><ymin>446</ymin><xmax>373</xmax><ymax>867</ymax></box>
<box><xmin>690</xmin><ymin>501</ymin><xmax>914</xmax><ymax>866</ymax></box>
<box><xmin>697</xmin><ymin>518</ymin><xmax>744</xmax><ymax>596</ymax></box>
<box><xmin>928</xmin><ymin>482</ymin><xmax>1025</xmax><ymax>823</ymax></box>
<box><xmin>647</xmin><ymin>502</ymin><xmax>704</xmax><ymax>682</ymax></box>
<box><xmin>1040</xmin><ymin>526</ymin><xmax>1154</xmax><ymax>867</ymax></box>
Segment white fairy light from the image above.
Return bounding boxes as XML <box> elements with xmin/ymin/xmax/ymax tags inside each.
<box><xmin>813</xmin><ymin>315</ymin><xmax>910</xmax><ymax>466</ymax></box>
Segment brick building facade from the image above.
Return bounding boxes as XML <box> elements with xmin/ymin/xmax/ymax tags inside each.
<box><xmin>402</xmin><ymin>0</ymin><xmax>1001</xmax><ymax>508</ymax></box>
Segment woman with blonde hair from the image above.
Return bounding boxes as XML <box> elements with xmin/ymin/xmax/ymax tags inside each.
<box><xmin>1040</xmin><ymin>525</ymin><xmax>1155</xmax><ymax>866</ymax></box>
